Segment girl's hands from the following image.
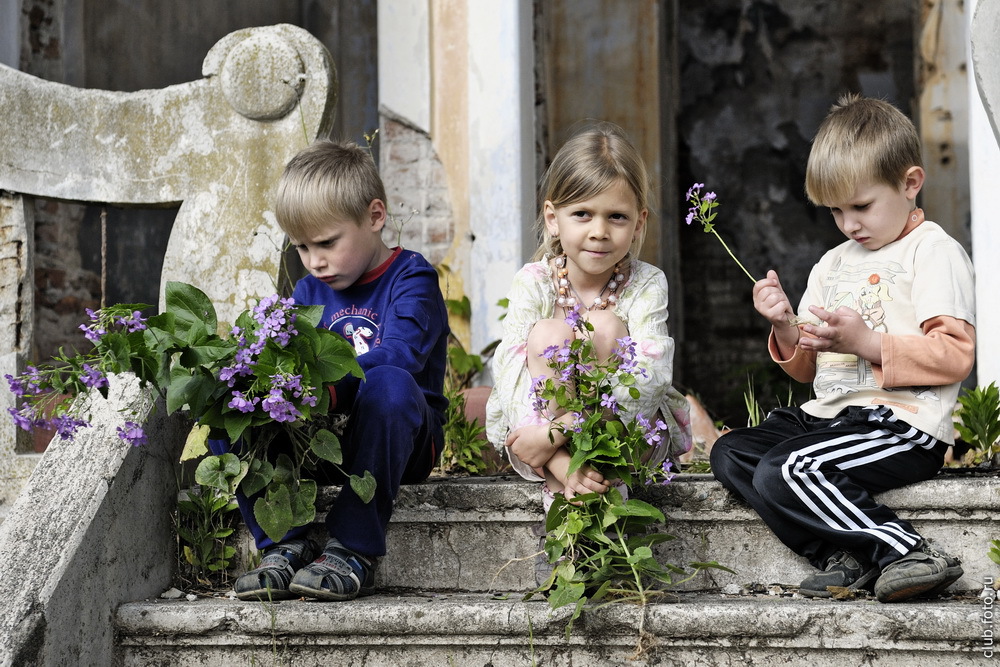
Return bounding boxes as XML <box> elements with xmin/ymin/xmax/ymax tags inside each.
<box><xmin>544</xmin><ymin>448</ymin><xmax>610</xmax><ymax>501</ymax></box>
<box><xmin>506</xmin><ymin>422</ymin><xmax>565</xmax><ymax>469</ymax></box>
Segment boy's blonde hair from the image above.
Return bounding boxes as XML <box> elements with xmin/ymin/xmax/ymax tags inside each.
<box><xmin>275</xmin><ymin>139</ymin><xmax>387</xmax><ymax>239</ymax></box>
<box><xmin>806</xmin><ymin>94</ymin><xmax>922</xmax><ymax>207</ymax></box>
<box><xmin>533</xmin><ymin>122</ymin><xmax>650</xmax><ymax>261</ymax></box>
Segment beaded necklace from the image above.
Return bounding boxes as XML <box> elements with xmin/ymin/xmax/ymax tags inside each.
<box><xmin>554</xmin><ymin>253</ymin><xmax>626</xmax><ymax>311</ymax></box>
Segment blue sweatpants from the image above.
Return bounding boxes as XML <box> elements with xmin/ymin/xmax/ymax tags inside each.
<box><xmin>209</xmin><ymin>365</ymin><xmax>442</xmax><ymax>558</ymax></box>
<box><xmin>709</xmin><ymin>405</ymin><xmax>947</xmax><ymax>571</ymax></box>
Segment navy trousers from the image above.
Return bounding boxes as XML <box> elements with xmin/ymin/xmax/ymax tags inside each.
<box><xmin>709</xmin><ymin>405</ymin><xmax>947</xmax><ymax>571</ymax></box>
<box><xmin>210</xmin><ymin>365</ymin><xmax>441</xmax><ymax>558</ymax></box>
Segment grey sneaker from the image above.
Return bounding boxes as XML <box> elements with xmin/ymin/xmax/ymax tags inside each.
<box><xmin>798</xmin><ymin>550</ymin><xmax>879</xmax><ymax>598</ymax></box>
<box><xmin>874</xmin><ymin>543</ymin><xmax>963</xmax><ymax>603</ymax></box>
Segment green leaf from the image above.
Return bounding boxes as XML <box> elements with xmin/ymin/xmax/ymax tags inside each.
<box><xmin>349</xmin><ymin>470</ymin><xmax>377</xmax><ymax>503</ymax></box>
<box><xmin>240</xmin><ymin>458</ymin><xmax>274</xmax><ymax>497</ymax></box>
<box><xmin>312</xmin><ymin>333</ymin><xmax>364</xmax><ymax>384</ymax></box>
<box><xmin>194</xmin><ymin>453</ymin><xmax>241</xmax><ymax>491</ymax></box>
<box><xmin>165</xmin><ymin>281</ymin><xmax>218</xmax><ymax>337</ymax></box>
<box><xmin>254</xmin><ymin>485</ymin><xmax>293</xmax><ymax>543</ymax></box>
<box><xmin>610</xmin><ymin>499</ymin><xmax>665</xmax><ymax>522</ymax></box>
<box><xmin>180</xmin><ymin>423</ymin><xmax>210</xmax><ymax>462</ymax></box>
<box><xmin>290</xmin><ymin>479</ymin><xmax>318</xmax><ymax>526</ymax></box>
<box><xmin>547</xmin><ymin>579</ymin><xmax>585</xmax><ymax>611</ymax></box>
<box><xmin>272</xmin><ymin>454</ymin><xmax>295</xmax><ymax>485</ymax></box>
<box><xmin>310</xmin><ymin>429</ymin><xmax>343</xmax><ymax>465</ymax></box>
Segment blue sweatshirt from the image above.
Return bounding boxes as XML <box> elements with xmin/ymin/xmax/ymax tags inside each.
<box><xmin>292</xmin><ymin>247</ymin><xmax>450</xmax><ymax>419</ymax></box>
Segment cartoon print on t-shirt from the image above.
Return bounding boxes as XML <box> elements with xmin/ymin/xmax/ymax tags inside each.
<box><xmin>343</xmin><ymin>322</ymin><xmax>375</xmax><ymax>355</ymax></box>
<box><xmin>814</xmin><ymin>263</ymin><xmax>901</xmax><ymax>398</ymax></box>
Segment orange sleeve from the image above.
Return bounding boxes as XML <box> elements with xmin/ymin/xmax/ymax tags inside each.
<box><xmin>767</xmin><ymin>329</ymin><xmax>816</xmax><ymax>384</ymax></box>
<box><xmin>875</xmin><ymin>316</ymin><xmax>976</xmax><ymax>388</ymax></box>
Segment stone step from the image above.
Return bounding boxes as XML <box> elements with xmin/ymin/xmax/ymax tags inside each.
<box><xmin>228</xmin><ymin>473</ymin><xmax>999</xmax><ymax>595</ymax></box>
<box><xmin>115</xmin><ymin>592</ymin><xmax>989</xmax><ymax>666</ymax></box>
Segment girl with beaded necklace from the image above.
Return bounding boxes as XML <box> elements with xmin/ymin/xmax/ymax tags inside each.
<box><xmin>485</xmin><ymin>122</ymin><xmax>691</xmax><ymax>509</ymax></box>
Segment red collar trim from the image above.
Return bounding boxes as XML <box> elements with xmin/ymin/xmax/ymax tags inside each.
<box><xmin>357</xmin><ymin>247</ymin><xmax>402</xmax><ymax>285</ymax></box>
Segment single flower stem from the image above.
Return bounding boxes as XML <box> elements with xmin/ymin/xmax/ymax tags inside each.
<box><xmin>711</xmin><ymin>230</ymin><xmax>756</xmax><ymax>283</ymax></box>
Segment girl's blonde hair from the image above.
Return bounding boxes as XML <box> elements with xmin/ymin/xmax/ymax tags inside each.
<box><xmin>805</xmin><ymin>94</ymin><xmax>922</xmax><ymax>207</ymax></box>
<box><xmin>275</xmin><ymin>139</ymin><xmax>387</xmax><ymax>240</ymax></box>
<box><xmin>532</xmin><ymin>122</ymin><xmax>651</xmax><ymax>261</ymax></box>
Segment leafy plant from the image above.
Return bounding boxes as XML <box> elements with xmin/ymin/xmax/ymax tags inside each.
<box><xmin>436</xmin><ymin>283</ymin><xmax>500</xmax><ymax>476</ymax></box>
<box><xmin>989</xmin><ymin>539</ymin><xmax>1000</xmax><ymax>568</ymax></box>
<box><xmin>175</xmin><ymin>465</ymin><xmax>240</xmax><ymax>587</ymax></box>
<box><xmin>953</xmin><ymin>382</ymin><xmax>1000</xmax><ymax>465</ymax></box>
<box><xmin>528</xmin><ymin>307</ymin><xmax>729</xmax><ymax>635</ymax></box>
<box><xmin>5</xmin><ymin>281</ymin><xmax>372</xmax><ymax>544</ymax></box>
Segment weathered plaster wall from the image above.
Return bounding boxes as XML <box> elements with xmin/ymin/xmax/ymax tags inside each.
<box><xmin>14</xmin><ymin>0</ymin><xmax>378</xmax><ymax>361</ymax></box>
<box><xmin>676</xmin><ymin>0</ymin><xmax>918</xmax><ymax>423</ymax></box>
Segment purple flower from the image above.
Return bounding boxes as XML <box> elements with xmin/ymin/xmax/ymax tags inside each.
<box><xmin>80</xmin><ymin>364</ymin><xmax>108</xmax><ymax>389</ymax></box>
<box><xmin>570</xmin><ymin>412</ymin><xmax>585</xmax><ymax>433</ymax></box>
<box><xmin>8</xmin><ymin>406</ymin><xmax>37</xmax><ymax>432</ymax></box>
<box><xmin>79</xmin><ymin>308</ymin><xmax>107</xmax><ymax>344</ymax></box>
<box><xmin>116</xmin><ymin>310</ymin><xmax>147</xmax><ymax>333</ymax></box>
<box><xmin>52</xmin><ymin>414</ymin><xmax>91</xmax><ymax>441</ymax></box>
<box><xmin>261</xmin><ymin>388</ymin><xmax>302</xmax><ymax>423</ymax></box>
<box><xmin>6</xmin><ymin>366</ymin><xmax>43</xmax><ymax>398</ymax></box>
<box><xmin>564</xmin><ymin>305</ymin><xmax>583</xmax><ymax>331</ymax></box>
<box><xmin>600</xmin><ymin>393</ymin><xmax>618</xmax><ymax>413</ymax></box>
<box><xmin>659</xmin><ymin>459</ymin><xmax>676</xmax><ymax>486</ymax></box>
<box><xmin>228</xmin><ymin>391</ymin><xmax>258</xmax><ymax>414</ymax></box>
<box><xmin>117</xmin><ymin>421</ymin><xmax>147</xmax><ymax>447</ymax></box>
<box><xmin>541</xmin><ymin>345</ymin><xmax>560</xmax><ymax>360</ymax></box>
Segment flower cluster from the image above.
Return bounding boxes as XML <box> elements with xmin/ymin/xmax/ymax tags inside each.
<box><xmin>528</xmin><ymin>306</ymin><xmax>701</xmax><ymax>631</ymax></box>
<box><xmin>5</xmin><ymin>302</ymin><xmax>151</xmax><ymax>443</ymax></box>
<box><xmin>685</xmin><ymin>183</ymin><xmax>756</xmax><ymax>283</ymax></box>
<box><xmin>4</xmin><ymin>281</ymin><xmax>368</xmax><ymax>543</ymax></box>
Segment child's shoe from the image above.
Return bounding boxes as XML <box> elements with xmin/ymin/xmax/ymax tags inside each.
<box><xmin>874</xmin><ymin>542</ymin><xmax>963</xmax><ymax>603</ymax></box>
<box><xmin>288</xmin><ymin>538</ymin><xmax>376</xmax><ymax>601</ymax></box>
<box><xmin>234</xmin><ymin>538</ymin><xmax>318</xmax><ymax>601</ymax></box>
<box><xmin>798</xmin><ymin>550</ymin><xmax>879</xmax><ymax>598</ymax></box>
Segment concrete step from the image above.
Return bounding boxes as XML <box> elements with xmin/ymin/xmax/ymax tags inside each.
<box><xmin>115</xmin><ymin>591</ymin><xmax>989</xmax><ymax>666</ymax></box>
<box><xmin>228</xmin><ymin>473</ymin><xmax>1000</xmax><ymax>595</ymax></box>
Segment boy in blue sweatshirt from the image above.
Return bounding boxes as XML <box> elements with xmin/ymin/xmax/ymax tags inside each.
<box><xmin>234</xmin><ymin>139</ymin><xmax>449</xmax><ymax>601</ymax></box>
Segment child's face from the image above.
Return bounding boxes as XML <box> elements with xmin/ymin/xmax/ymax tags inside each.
<box><xmin>826</xmin><ymin>168</ymin><xmax>923</xmax><ymax>251</ymax></box>
<box><xmin>290</xmin><ymin>200</ymin><xmax>391</xmax><ymax>291</ymax></box>
<box><xmin>544</xmin><ymin>178</ymin><xmax>646</xmax><ymax>284</ymax></box>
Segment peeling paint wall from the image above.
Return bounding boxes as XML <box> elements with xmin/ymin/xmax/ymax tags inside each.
<box><xmin>676</xmin><ymin>0</ymin><xmax>918</xmax><ymax>423</ymax></box>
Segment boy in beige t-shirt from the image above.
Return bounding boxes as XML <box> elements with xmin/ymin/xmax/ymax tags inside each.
<box><xmin>710</xmin><ymin>94</ymin><xmax>976</xmax><ymax>603</ymax></box>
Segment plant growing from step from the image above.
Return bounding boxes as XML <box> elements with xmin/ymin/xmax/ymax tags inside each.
<box><xmin>5</xmin><ymin>281</ymin><xmax>372</xmax><ymax>546</ymax></box>
<box><xmin>175</xmin><ymin>466</ymin><xmax>240</xmax><ymax>588</ymax></box>
<box><xmin>436</xmin><ymin>274</ymin><xmax>505</xmax><ymax>476</ymax></box>
<box><xmin>953</xmin><ymin>382</ymin><xmax>1000</xmax><ymax>466</ymax></box>
<box><xmin>527</xmin><ymin>307</ymin><xmax>729</xmax><ymax>638</ymax></box>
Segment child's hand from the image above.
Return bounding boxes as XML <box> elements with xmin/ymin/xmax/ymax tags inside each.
<box><xmin>798</xmin><ymin>305</ymin><xmax>882</xmax><ymax>363</ymax></box>
<box><xmin>506</xmin><ymin>423</ymin><xmax>565</xmax><ymax>469</ymax></box>
<box><xmin>544</xmin><ymin>448</ymin><xmax>610</xmax><ymax>501</ymax></box>
<box><xmin>753</xmin><ymin>270</ymin><xmax>800</xmax><ymax>356</ymax></box>
<box><xmin>752</xmin><ymin>270</ymin><xmax>795</xmax><ymax>326</ymax></box>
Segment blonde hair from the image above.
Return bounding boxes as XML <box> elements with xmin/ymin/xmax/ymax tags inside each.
<box><xmin>805</xmin><ymin>94</ymin><xmax>922</xmax><ymax>206</ymax></box>
<box><xmin>275</xmin><ymin>139</ymin><xmax>387</xmax><ymax>239</ymax></box>
<box><xmin>532</xmin><ymin>122</ymin><xmax>650</xmax><ymax>261</ymax></box>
